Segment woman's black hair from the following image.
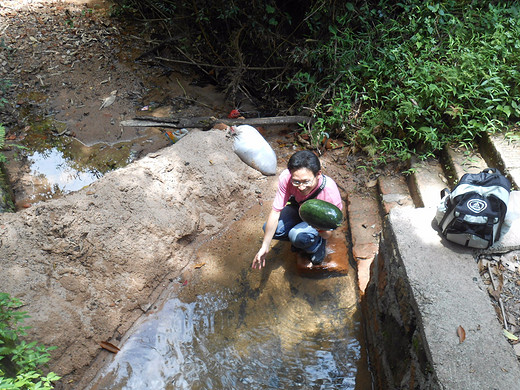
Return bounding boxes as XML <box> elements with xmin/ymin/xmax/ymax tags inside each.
<box><xmin>287</xmin><ymin>150</ymin><xmax>321</xmax><ymax>175</ymax></box>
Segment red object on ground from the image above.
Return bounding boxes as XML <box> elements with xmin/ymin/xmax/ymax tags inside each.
<box><xmin>228</xmin><ymin>109</ymin><xmax>241</xmax><ymax>119</ymax></box>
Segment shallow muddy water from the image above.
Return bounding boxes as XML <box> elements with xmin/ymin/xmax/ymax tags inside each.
<box><xmin>9</xmin><ymin>126</ymin><xmax>168</xmax><ymax>207</ymax></box>
<box><xmin>88</xmin><ymin>205</ymin><xmax>373</xmax><ymax>389</ymax></box>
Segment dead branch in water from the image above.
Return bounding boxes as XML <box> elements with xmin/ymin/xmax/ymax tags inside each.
<box><xmin>120</xmin><ymin>115</ymin><xmax>313</xmax><ymax>129</ymax></box>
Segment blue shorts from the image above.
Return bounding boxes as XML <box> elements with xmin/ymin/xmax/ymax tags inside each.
<box><xmin>264</xmin><ymin>204</ymin><xmax>323</xmax><ymax>254</ymax></box>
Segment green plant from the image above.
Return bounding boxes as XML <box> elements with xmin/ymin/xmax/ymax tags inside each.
<box><xmin>108</xmin><ymin>0</ymin><xmax>520</xmax><ymax>162</ymax></box>
<box><xmin>0</xmin><ymin>293</ymin><xmax>60</xmax><ymax>389</ymax></box>
<box><xmin>287</xmin><ymin>1</ymin><xmax>520</xmax><ymax>161</ymax></box>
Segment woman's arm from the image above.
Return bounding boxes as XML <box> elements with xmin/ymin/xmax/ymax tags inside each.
<box><xmin>252</xmin><ymin>209</ymin><xmax>281</xmax><ymax>269</ymax></box>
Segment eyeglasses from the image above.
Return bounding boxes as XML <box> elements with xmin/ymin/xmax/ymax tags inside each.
<box><xmin>291</xmin><ymin>179</ymin><xmax>313</xmax><ymax>187</ymax></box>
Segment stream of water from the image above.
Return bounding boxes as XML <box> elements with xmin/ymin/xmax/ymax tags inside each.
<box><xmin>88</xmin><ymin>207</ymin><xmax>373</xmax><ymax>390</ymax></box>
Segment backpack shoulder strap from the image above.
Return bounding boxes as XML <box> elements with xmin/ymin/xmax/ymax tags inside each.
<box><xmin>308</xmin><ymin>175</ymin><xmax>327</xmax><ymax>200</ymax></box>
<box><xmin>290</xmin><ymin>175</ymin><xmax>328</xmax><ymax>208</ymax></box>
<box><xmin>307</xmin><ymin>174</ymin><xmax>327</xmax><ymax>199</ymax></box>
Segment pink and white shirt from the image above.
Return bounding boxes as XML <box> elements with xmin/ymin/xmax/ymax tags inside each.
<box><xmin>272</xmin><ymin>169</ymin><xmax>343</xmax><ymax>212</ymax></box>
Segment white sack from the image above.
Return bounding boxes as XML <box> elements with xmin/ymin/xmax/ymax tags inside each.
<box><xmin>230</xmin><ymin>125</ymin><xmax>277</xmax><ymax>176</ymax></box>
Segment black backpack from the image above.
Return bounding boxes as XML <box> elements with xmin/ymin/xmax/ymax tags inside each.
<box><xmin>436</xmin><ymin>168</ymin><xmax>511</xmax><ymax>249</ymax></box>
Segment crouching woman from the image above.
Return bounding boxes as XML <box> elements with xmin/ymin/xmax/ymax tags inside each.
<box><xmin>252</xmin><ymin>150</ymin><xmax>343</xmax><ymax>269</ymax></box>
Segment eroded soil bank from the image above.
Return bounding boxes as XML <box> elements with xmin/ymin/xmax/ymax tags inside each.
<box><xmin>0</xmin><ymin>126</ymin><xmax>362</xmax><ymax>388</ymax></box>
<box><xmin>0</xmin><ymin>129</ymin><xmax>278</xmax><ymax>386</ymax></box>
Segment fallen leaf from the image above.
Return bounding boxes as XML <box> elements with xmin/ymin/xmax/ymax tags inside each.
<box><xmin>503</xmin><ymin>329</ymin><xmax>519</xmax><ymax>341</ymax></box>
<box><xmin>99</xmin><ymin>341</ymin><xmax>120</xmax><ymax>354</ymax></box>
<box><xmin>488</xmin><ymin>288</ymin><xmax>501</xmax><ymax>302</ymax></box>
<box><xmin>194</xmin><ymin>262</ymin><xmax>206</xmax><ymax>269</ymax></box>
<box><xmin>325</xmin><ymin>139</ymin><xmax>344</xmax><ymax>150</ymax></box>
<box><xmin>212</xmin><ymin>123</ymin><xmax>229</xmax><ymax>130</ymax></box>
<box><xmin>457</xmin><ymin>325</ymin><xmax>466</xmax><ymax>343</ymax></box>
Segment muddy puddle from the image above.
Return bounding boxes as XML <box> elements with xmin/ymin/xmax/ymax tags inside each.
<box><xmin>5</xmin><ymin>117</ymin><xmax>169</xmax><ymax>208</ymax></box>
<box><xmin>2</xmin><ymin>0</ymin><xmax>232</xmax><ymax>210</ymax></box>
<box><xmin>87</xmin><ymin>205</ymin><xmax>373</xmax><ymax>389</ymax></box>
<box><xmin>4</xmin><ymin>75</ymin><xmax>228</xmax><ymax>209</ymax></box>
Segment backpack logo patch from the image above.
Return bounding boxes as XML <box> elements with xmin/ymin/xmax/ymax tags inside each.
<box><xmin>467</xmin><ymin>199</ymin><xmax>487</xmax><ymax>213</ymax></box>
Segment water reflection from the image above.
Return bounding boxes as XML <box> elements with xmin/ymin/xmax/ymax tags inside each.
<box><xmin>14</xmin><ymin>136</ymin><xmax>138</xmax><ymax>206</ymax></box>
<box><xmin>91</xmin><ymin>289</ymin><xmax>362</xmax><ymax>389</ymax></box>
<box><xmin>28</xmin><ymin>148</ymin><xmax>100</xmax><ymax>197</ymax></box>
<box><xmin>90</xmin><ymin>264</ymin><xmax>368</xmax><ymax>389</ymax></box>
<box><xmin>88</xmin><ymin>205</ymin><xmax>372</xmax><ymax>390</ymax></box>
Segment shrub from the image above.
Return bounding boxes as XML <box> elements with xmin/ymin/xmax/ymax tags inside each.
<box><xmin>288</xmin><ymin>1</ymin><xmax>520</xmax><ymax>160</ymax></box>
<box><xmin>109</xmin><ymin>1</ymin><xmax>520</xmax><ymax>161</ymax></box>
<box><xmin>0</xmin><ymin>293</ymin><xmax>60</xmax><ymax>390</ymax></box>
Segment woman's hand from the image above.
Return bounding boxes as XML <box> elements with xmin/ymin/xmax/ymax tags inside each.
<box><xmin>252</xmin><ymin>209</ymin><xmax>281</xmax><ymax>270</ymax></box>
<box><xmin>252</xmin><ymin>245</ymin><xmax>269</xmax><ymax>269</ymax></box>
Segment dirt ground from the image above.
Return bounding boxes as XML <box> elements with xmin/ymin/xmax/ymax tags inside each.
<box><xmin>0</xmin><ymin>1</ymin><xmax>371</xmax><ymax>388</ymax></box>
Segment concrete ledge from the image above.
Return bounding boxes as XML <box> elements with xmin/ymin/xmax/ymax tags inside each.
<box><xmin>480</xmin><ymin>133</ymin><xmax>520</xmax><ymax>188</ymax></box>
<box><xmin>364</xmin><ymin>206</ymin><xmax>520</xmax><ymax>389</ymax></box>
<box><xmin>377</xmin><ymin>174</ymin><xmax>414</xmax><ymax>214</ymax></box>
<box><xmin>408</xmin><ymin>157</ymin><xmax>447</xmax><ymax>208</ymax></box>
<box><xmin>441</xmin><ymin>145</ymin><xmax>488</xmax><ymax>184</ymax></box>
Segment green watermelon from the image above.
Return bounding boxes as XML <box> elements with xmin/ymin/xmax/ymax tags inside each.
<box><xmin>299</xmin><ymin>199</ymin><xmax>343</xmax><ymax>230</ymax></box>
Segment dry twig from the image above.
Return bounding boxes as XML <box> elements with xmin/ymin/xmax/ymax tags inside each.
<box><xmin>489</xmin><ymin>265</ymin><xmax>509</xmax><ymax>331</ymax></box>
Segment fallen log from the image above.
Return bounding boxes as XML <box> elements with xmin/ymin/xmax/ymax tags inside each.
<box><xmin>120</xmin><ymin>115</ymin><xmax>313</xmax><ymax>130</ymax></box>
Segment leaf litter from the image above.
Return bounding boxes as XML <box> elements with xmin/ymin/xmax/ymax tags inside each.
<box><xmin>478</xmin><ymin>250</ymin><xmax>520</xmax><ymax>356</ymax></box>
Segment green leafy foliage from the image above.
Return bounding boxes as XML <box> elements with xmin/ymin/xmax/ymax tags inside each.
<box><xmin>288</xmin><ymin>1</ymin><xmax>520</xmax><ymax>160</ymax></box>
<box><xmin>0</xmin><ymin>293</ymin><xmax>60</xmax><ymax>390</ymax></box>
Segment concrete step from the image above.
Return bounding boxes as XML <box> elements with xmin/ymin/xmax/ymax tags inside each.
<box><xmin>440</xmin><ymin>144</ymin><xmax>488</xmax><ymax>186</ymax></box>
<box><xmin>347</xmin><ymin>191</ymin><xmax>381</xmax><ymax>293</ymax></box>
<box><xmin>356</xmin><ymin>135</ymin><xmax>520</xmax><ymax>388</ymax></box>
<box><xmin>347</xmin><ymin>172</ymin><xmax>415</xmax><ymax>293</ymax></box>
<box><xmin>480</xmin><ymin>132</ymin><xmax>520</xmax><ymax>188</ymax></box>
<box><xmin>408</xmin><ymin>156</ymin><xmax>448</xmax><ymax>208</ymax></box>
<box><xmin>377</xmin><ymin>173</ymin><xmax>414</xmax><ymax>214</ymax></box>
<box><xmin>406</xmin><ymin>146</ymin><xmax>488</xmax><ymax>209</ymax></box>
<box><xmin>365</xmin><ymin>206</ymin><xmax>520</xmax><ymax>389</ymax></box>
<box><xmin>348</xmin><ymin>135</ymin><xmax>519</xmax><ymax>293</ymax></box>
